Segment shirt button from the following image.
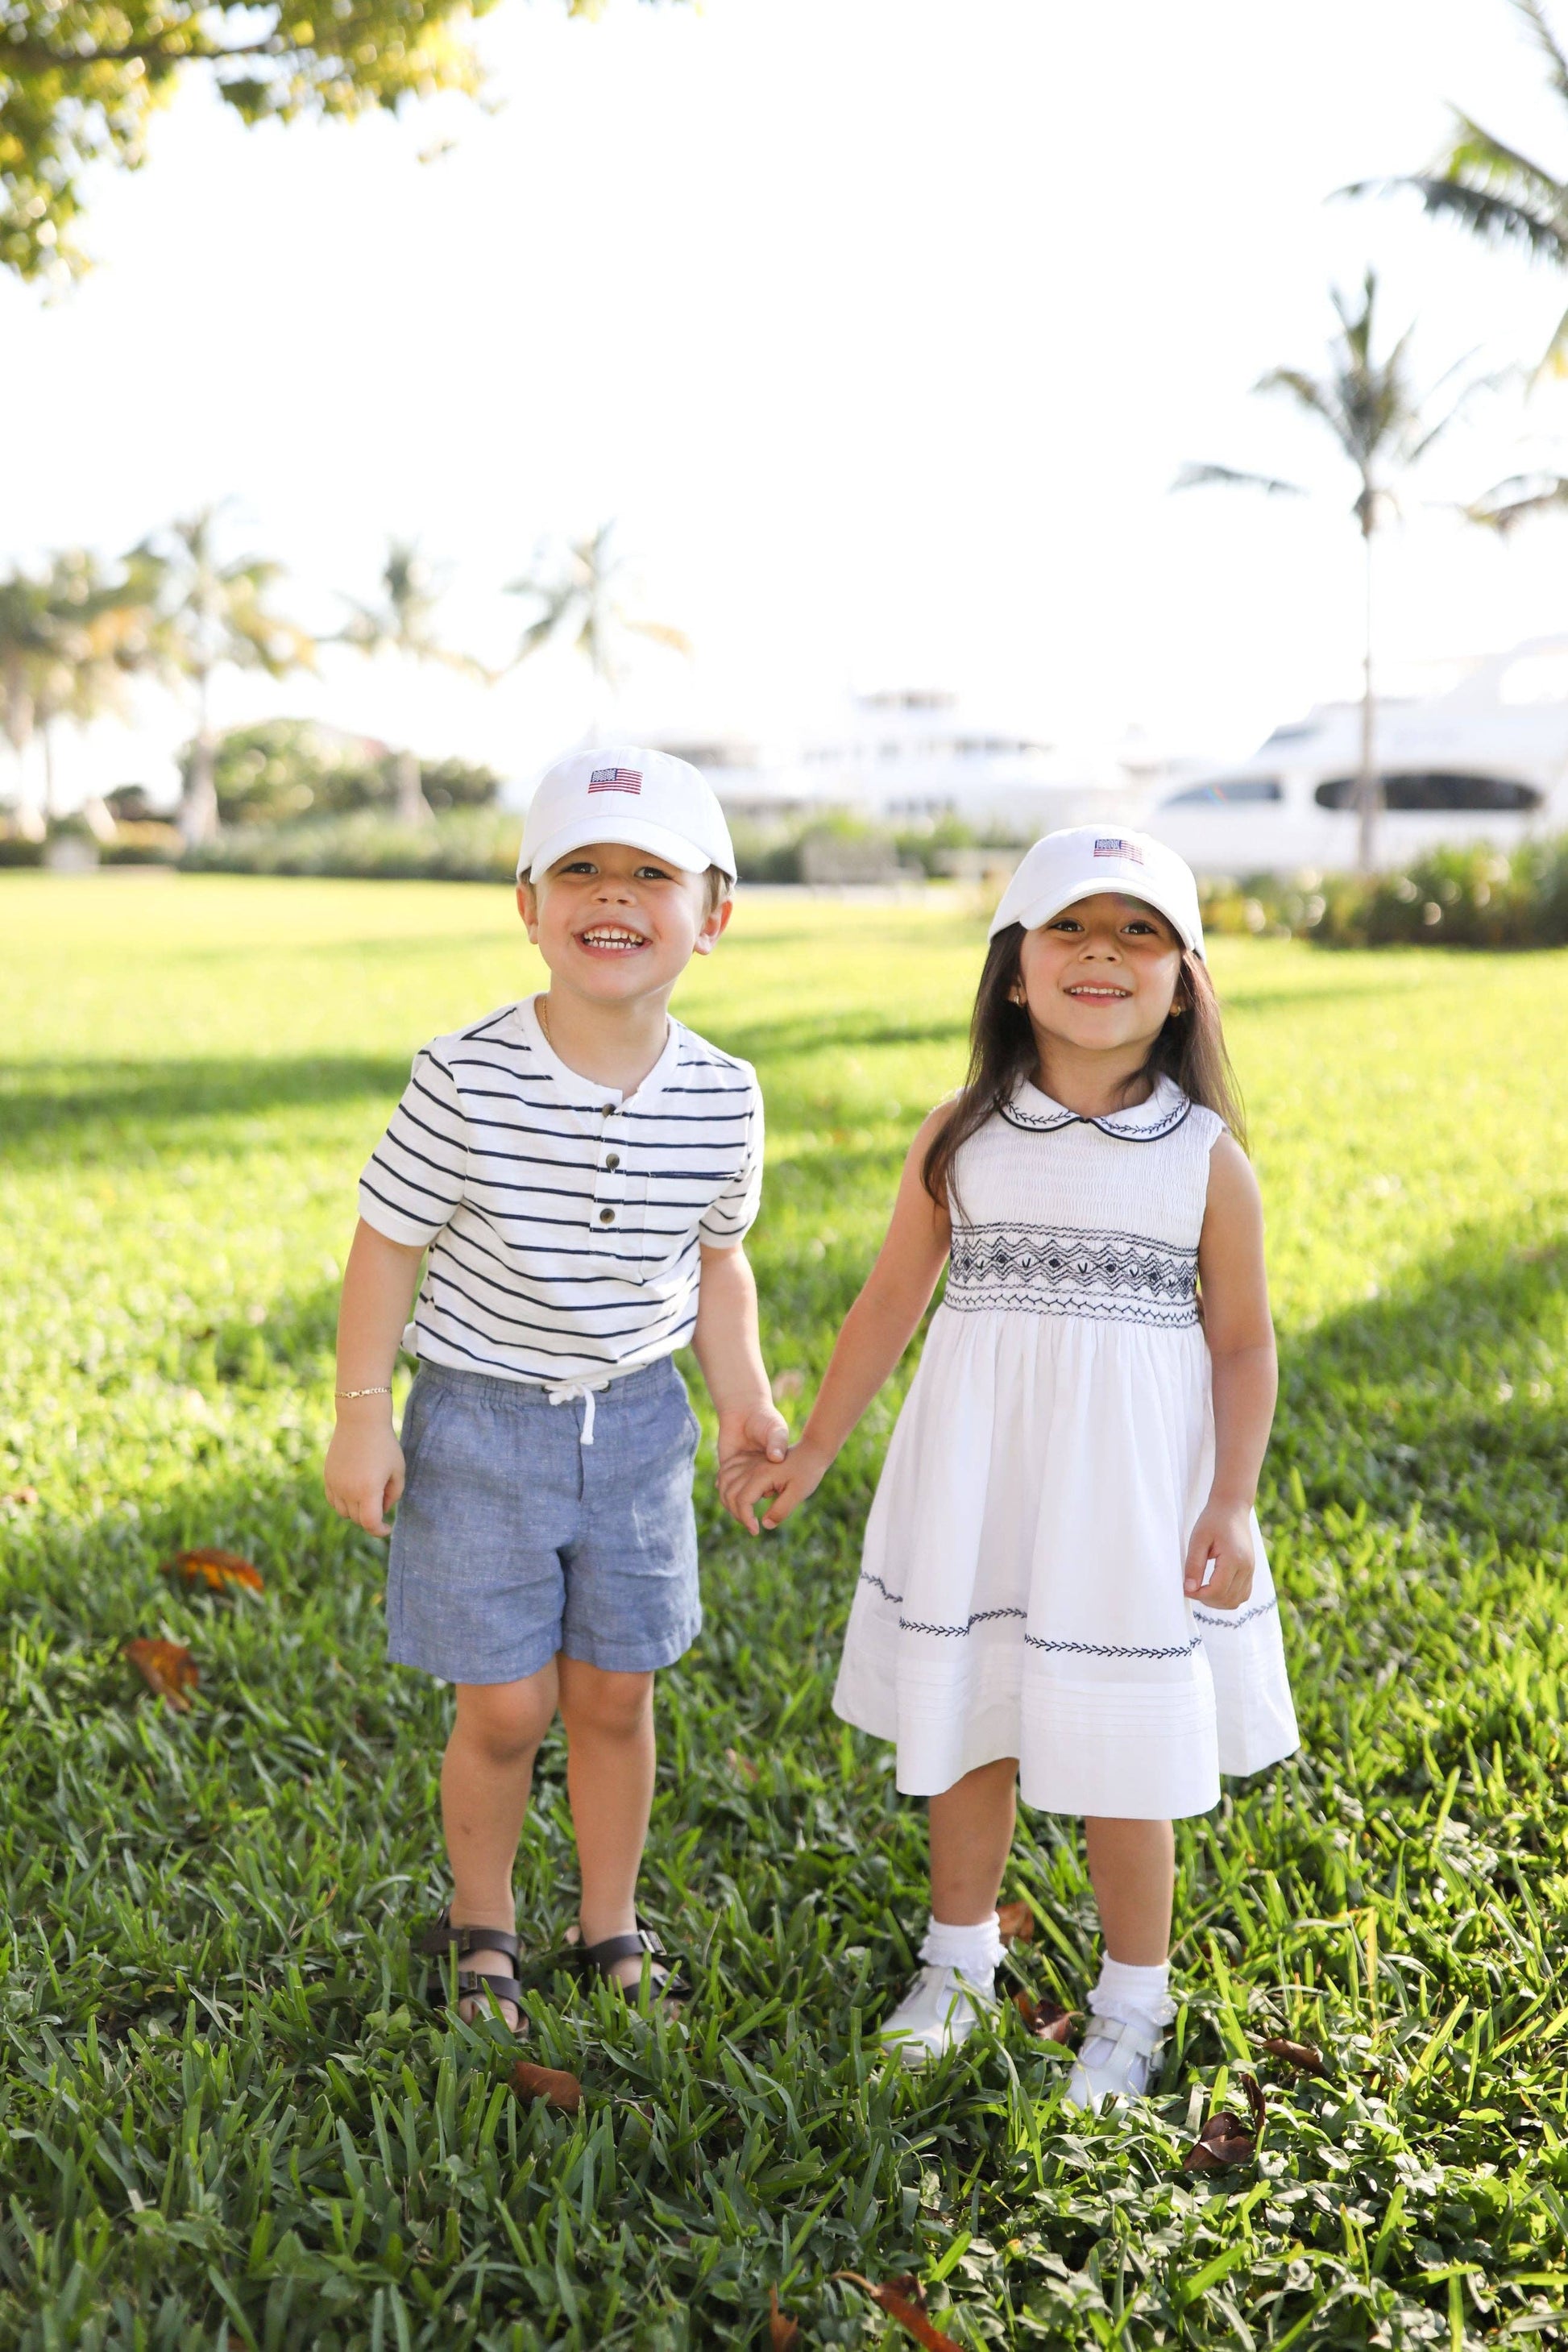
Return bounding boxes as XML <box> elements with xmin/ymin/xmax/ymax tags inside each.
<box><xmin>601</xmin><ymin>1103</ymin><xmax>616</xmax><ymax>1118</ymax></box>
<box><xmin>604</xmin><ymin>1152</ymin><xmax>620</xmax><ymax>1169</ymax></box>
<box><xmin>599</xmin><ymin>1207</ymin><xmax>616</xmax><ymax>1224</ymax></box>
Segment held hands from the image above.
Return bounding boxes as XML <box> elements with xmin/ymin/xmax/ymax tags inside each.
<box><xmin>324</xmin><ymin>1408</ymin><xmax>405</xmax><ymax>1538</ymax></box>
<box><xmin>724</xmin><ymin>1437</ymin><xmax>833</xmax><ymax>1534</ymax></box>
<box><xmin>1184</xmin><ymin>1495</ymin><xmax>1255</xmax><ymax>1611</ymax></box>
<box><xmin>715</xmin><ymin>1403</ymin><xmax>791</xmax><ymax>1534</ymax></box>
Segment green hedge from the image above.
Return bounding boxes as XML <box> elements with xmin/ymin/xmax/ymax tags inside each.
<box><xmin>180</xmin><ymin>807</ymin><xmax>523</xmax><ymax>881</ymax></box>
<box><xmin>1200</xmin><ymin>837</ymin><xmax>1568</xmax><ymax>949</ymax></box>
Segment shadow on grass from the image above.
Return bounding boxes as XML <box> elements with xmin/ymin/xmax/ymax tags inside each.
<box><xmin>1271</xmin><ymin>1214</ymin><xmax>1568</xmax><ymax>1545</ymax></box>
<box><xmin>0</xmin><ymin>1053</ymin><xmax>413</xmax><ymax>1156</ymax></box>
<box><xmin>703</xmin><ymin>1010</ymin><xmax>972</xmax><ymax>1065</ymax></box>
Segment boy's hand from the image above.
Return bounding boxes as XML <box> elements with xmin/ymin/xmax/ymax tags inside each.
<box><xmin>728</xmin><ymin>1437</ymin><xmax>832</xmax><ymax>1535</ymax></box>
<box><xmin>1183</xmin><ymin>1496</ymin><xmax>1255</xmax><ymax>1610</ymax></box>
<box><xmin>715</xmin><ymin>1404</ymin><xmax>790</xmax><ymax>1533</ymax></box>
<box><xmin>324</xmin><ymin>1411</ymin><xmax>405</xmax><ymax>1538</ymax></box>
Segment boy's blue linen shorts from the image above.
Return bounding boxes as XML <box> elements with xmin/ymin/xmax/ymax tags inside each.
<box><xmin>386</xmin><ymin>1356</ymin><xmax>702</xmax><ymax>1685</ymax></box>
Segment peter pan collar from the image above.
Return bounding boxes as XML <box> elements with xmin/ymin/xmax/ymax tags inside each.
<box><xmin>1001</xmin><ymin>1072</ymin><xmax>1192</xmax><ymax>1142</ymax></box>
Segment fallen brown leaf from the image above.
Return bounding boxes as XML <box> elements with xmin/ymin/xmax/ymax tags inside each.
<box><xmin>2</xmin><ymin>1486</ymin><xmax>39</xmax><ymax>1508</ymax></box>
<box><xmin>1258</xmin><ymin>2034</ymin><xmax>1325</xmax><ymax>2073</ymax></box>
<box><xmin>124</xmin><ymin>1639</ymin><xmax>198</xmax><ymax>1712</ymax></box>
<box><xmin>770</xmin><ymin>1368</ymin><xmax>807</xmax><ymax>1402</ymax></box>
<box><xmin>835</xmin><ymin>2272</ymin><xmax>960</xmax><ymax>2352</ymax></box>
<box><xmin>997</xmin><ymin>1899</ymin><xmax>1035</xmax><ymax>1943</ymax></box>
<box><xmin>1014</xmin><ymin>1989</ymin><xmax>1074</xmax><ymax>2043</ymax></box>
<box><xmin>724</xmin><ymin>1748</ymin><xmax>759</xmax><ymax>1785</ymax></box>
<box><xmin>166</xmin><ymin>1547</ymin><xmax>264</xmax><ymax>1595</ymax></box>
<box><xmin>1241</xmin><ymin>2069</ymin><xmax>1267</xmax><ymax>2138</ymax></box>
<box><xmin>512</xmin><ymin>2060</ymin><xmax>581</xmax><ymax>2113</ymax></box>
<box><xmin>768</xmin><ymin>2284</ymin><xmax>801</xmax><ymax>2351</ymax></box>
<box><xmin>1183</xmin><ymin>2113</ymin><xmax>1255</xmax><ymax>2172</ymax></box>
<box><xmin>1183</xmin><ymin>2076</ymin><xmax>1264</xmax><ymax>2173</ymax></box>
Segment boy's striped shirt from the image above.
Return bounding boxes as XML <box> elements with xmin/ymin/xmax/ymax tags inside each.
<box><xmin>359</xmin><ymin>995</ymin><xmax>762</xmax><ymax>1383</ymax></box>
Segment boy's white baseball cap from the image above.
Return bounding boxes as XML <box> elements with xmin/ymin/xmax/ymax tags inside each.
<box><xmin>517</xmin><ymin>744</ymin><xmax>736</xmax><ymax>883</ymax></box>
<box><xmin>989</xmin><ymin>826</ymin><xmax>1206</xmax><ymax>960</ymax></box>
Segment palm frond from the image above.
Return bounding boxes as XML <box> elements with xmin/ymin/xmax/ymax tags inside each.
<box><xmin>1394</xmin><ymin>170</ymin><xmax>1568</xmax><ymax>262</ymax></box>
<box><xmin>1464</xmin><ymin>470</ymin><xmax>1568</xmax><ymax>531</ymax></box>
<box><xmin>1524</xmin><ymin>296</ymin><xmax>1568</xmax><ymax>384</ymax></box>
<box><xmin>1404</xmin><ymin>363</ymin><xmax>1509</xmax><ymax>465</ymax></box>
<box><xmin>1511</xmin><ymin>0</ymin><xmax>1568</xmax><ymax>107</ymax></box>
<box><xmin>1172</xmin><ymin>463</ymin><xmax>1306</xmax><ymax>497</ymax></box>
<box><xmin>510</xmin><ymin>610</ymin><xmax>566</xmax><ymax>663</ymax></box>
<box><xmin>1441</xmin><ymin>114</ymin><xmax>1568</xmax><ymax>210</ymax></box>
<box><xmin>1255</xmin><ymin>365</ymin><xmax>1348</xmax><ymax>444</ymax></box>
<box><xmin>626</xmin><ymin>619</ymin><xmax>693</xmax><ymax>655</ymax></box>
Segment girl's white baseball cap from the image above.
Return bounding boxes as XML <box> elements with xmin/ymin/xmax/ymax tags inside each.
<box><xmin>989</xmin><ymin>826</ymin><xmax>1206</xmax><ymax>959</ymax></box>
<box><xmin>517</xmin><ymin>744</ymin><xmax>737</xmax><ymax>882</ymax></box>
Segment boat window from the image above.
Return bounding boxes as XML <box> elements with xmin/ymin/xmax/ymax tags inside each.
<box><xmin>1313</xmin><ymin>774</ymin><xmax>1542</xmax><ymax>812</ymax></box>
<box><xmin>1160</xmin><ymin>778</ymin><xmax>1284</xmax><ymax>807</ymax></box>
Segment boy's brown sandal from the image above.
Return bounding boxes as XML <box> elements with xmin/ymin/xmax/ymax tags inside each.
<box><xmin>417</xmin><ymin>1909</ymin><xmax>527</xmax><ymax>2026</ymax></box>
<box><xmin>552</xmin><ymin>1923</ymin><xmax>689</xmax><ymax>2006</ymax></box>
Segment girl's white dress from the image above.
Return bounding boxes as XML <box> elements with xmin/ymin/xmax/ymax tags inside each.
<box><xmin>832</xmin><ymin>1076</ymin><xmax>1299</xmax><ymax>1819</ymax></box>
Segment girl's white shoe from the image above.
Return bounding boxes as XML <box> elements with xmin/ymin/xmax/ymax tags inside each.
<box><xmin>878</xmin><ymin>1964</ymin><xmax>999</xmax><ymax>2067</ymax></box>
<box><xmin>1064</xmin><ymin>2014</ymin><xmax>1166</xmax><ymax>2110</ymax></box>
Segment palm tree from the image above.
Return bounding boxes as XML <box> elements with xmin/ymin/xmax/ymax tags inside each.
<box><xmin>135</xmin><ymin>508</ymin><xmax>314</xmax><ymax>847</ymax></box>
<box><xmin>1350</xmin><ymin>0</ymin><xmax>1568</xmax><ymax>379</ymax></box>
<box><xmin>336</xmin><ymin>540</ymin><xmax>484</xmax><ymax>823</ymax></box>
<box><xmin>0</xmin><ymin>552</ymin><xmax>154</xmax><ymax>828</ymax></box>
<box><xmin>1176</xmin><ymin>272</ymin><xmax>1492</xmax><ymax>870</ymax></box>
<box><xmin>507</xmin><ymin>522</ymin><xmax>690</xmax><ymax>735</ymax></box>
<box><xmin>0</xmin><ymin>567</ymin><xmax>52</xmax><ymax>831</ymax></box>
<box><xmin>34</xmin><ymin>550</ymin><xmax>161</xmax><ymax>818</ymax></box>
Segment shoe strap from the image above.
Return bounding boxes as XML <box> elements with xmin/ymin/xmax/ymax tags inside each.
<box><xmin>1085</xmin><ymin>2013</ymin><xmax>1165</xmax><ymax>2057</ymax></box>
<box><xmin>417</xmin><ymin>1912</ymin><xmax>521</xmax><ymax>1962</ymax></box>
<box><xmin>575</xmin><ymin>1927</ymin><xmax>666</xmax><ymax>1972</ymax></box>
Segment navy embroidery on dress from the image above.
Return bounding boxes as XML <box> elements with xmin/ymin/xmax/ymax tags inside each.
<box><xmin>1192</xmin><ymin>1595</ymin><xmax>1280</xmax><ymax>1632</ymax></box>
<box><xmin>859</xmin><ymin>1574</ymin><xmax>1204</xmax><ymax>1655</ymax></box>
<box><xmin>1024</xmin><ymin>1632</ymin><xmax>1203</xmax><ymax>1659</ymax></box>
<box><xmin>858</xmin><ymin>1574</ymin><xmax>1027</xmax><ymax>1636</ymax></box>
<box><xmin>944</xmin><ymin>1222</ymin><xmax>1199</xmax><ymax>1327</ymax></box>
<box><xmin>1000</xmin><ymin>1093</ymin><xmax>1192</xmax><ymax>1143</ymax></box>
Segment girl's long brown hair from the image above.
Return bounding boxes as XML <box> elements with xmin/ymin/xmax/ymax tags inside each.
<box><xmin>921</xmin><ymin>920</ymin><xmax>1247</xmax><ymax>1211</ymax></box>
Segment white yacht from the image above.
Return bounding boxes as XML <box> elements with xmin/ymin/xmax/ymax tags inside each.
<box><xmin>659</xmin><ymin>693</ymin><xmax>1124</xmax><ymax>838</ymax></box>
<box><xmin>1148</xmin><ymin>637</ymin><xmax>1568</xmax><ymax>876</ymax></box>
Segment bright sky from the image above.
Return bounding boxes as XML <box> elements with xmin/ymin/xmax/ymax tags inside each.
<box><xmin>6</xmin><ymin>0</ymin><xmax>1568</xmax><ymax>810</ymax></box>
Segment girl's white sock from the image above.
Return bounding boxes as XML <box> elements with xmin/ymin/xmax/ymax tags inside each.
<box><xmin>1089</xmin><ymin>1956</ymin><xmax>1174</xmax><ymax>2032</ymax></box>
<box><xmin>919</xmin><ymin>1912</ymin><xmax>1006</xmax><ymax>1980</ymax></box>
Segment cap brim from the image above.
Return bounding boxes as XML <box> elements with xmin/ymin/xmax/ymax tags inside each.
<box><xmin>520</xmin><ymin>815</ymin><xmax>734</xmax><ymax>882</ymax></box>
<box><xmin>991</xmin><ymin>874</ymin><xmax>1204</xmax><ymax>956</ymax></box>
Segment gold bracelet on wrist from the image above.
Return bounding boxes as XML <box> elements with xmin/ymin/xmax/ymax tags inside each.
<box><xmin>335</xmin><ymin>1384</ymin><xmax>392</xmax><ymax>1400</ymax></box>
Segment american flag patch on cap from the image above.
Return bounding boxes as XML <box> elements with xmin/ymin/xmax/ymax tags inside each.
<box><xmin>588</xmin><ymin>766</ymin><xmax>642</xmax><ymax>794</ymax></box>
<box><xmin>1094</xmin><ymin>836</ymin><xmax>1143</xmax><ymax>862</ymax></box>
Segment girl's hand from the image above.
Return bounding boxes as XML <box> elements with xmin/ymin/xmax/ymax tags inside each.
<box><xmin>324</xmin><ymin>1412</ymin><xmax>405</xmax><ymax>1538</ymax></box>
<box><xmin>715</xmin><ymin>1404</ymin><xmax>790</xmax><ymax>1533</ymax></box>
<box><xmin>728</xmin><ymin>1437</ymin><xmax>833</xmax><ymax>1534</ymax></box>
<box><xmin>1184</xmin><ymin>1497</ymin><xmax>1255</xmax><ymax>1610</ymax></box>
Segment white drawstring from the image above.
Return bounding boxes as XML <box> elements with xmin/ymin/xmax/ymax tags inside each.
<box><xmin>545</xmin><ymin>1378</ymin><xmax>612</xmax><ymax>1445</ymax></box>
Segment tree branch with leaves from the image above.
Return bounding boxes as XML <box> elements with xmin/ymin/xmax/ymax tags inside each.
<box><xmin>0</xmin><ymin>0</ymin><xmax>684</xmax><ymax>281</ymax></box>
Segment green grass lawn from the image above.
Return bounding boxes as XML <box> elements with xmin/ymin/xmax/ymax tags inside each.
<box><xmin>2</xmin><ymin>871</ymin><xmax>1567</xmax><ymax>2352</ymax></box>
